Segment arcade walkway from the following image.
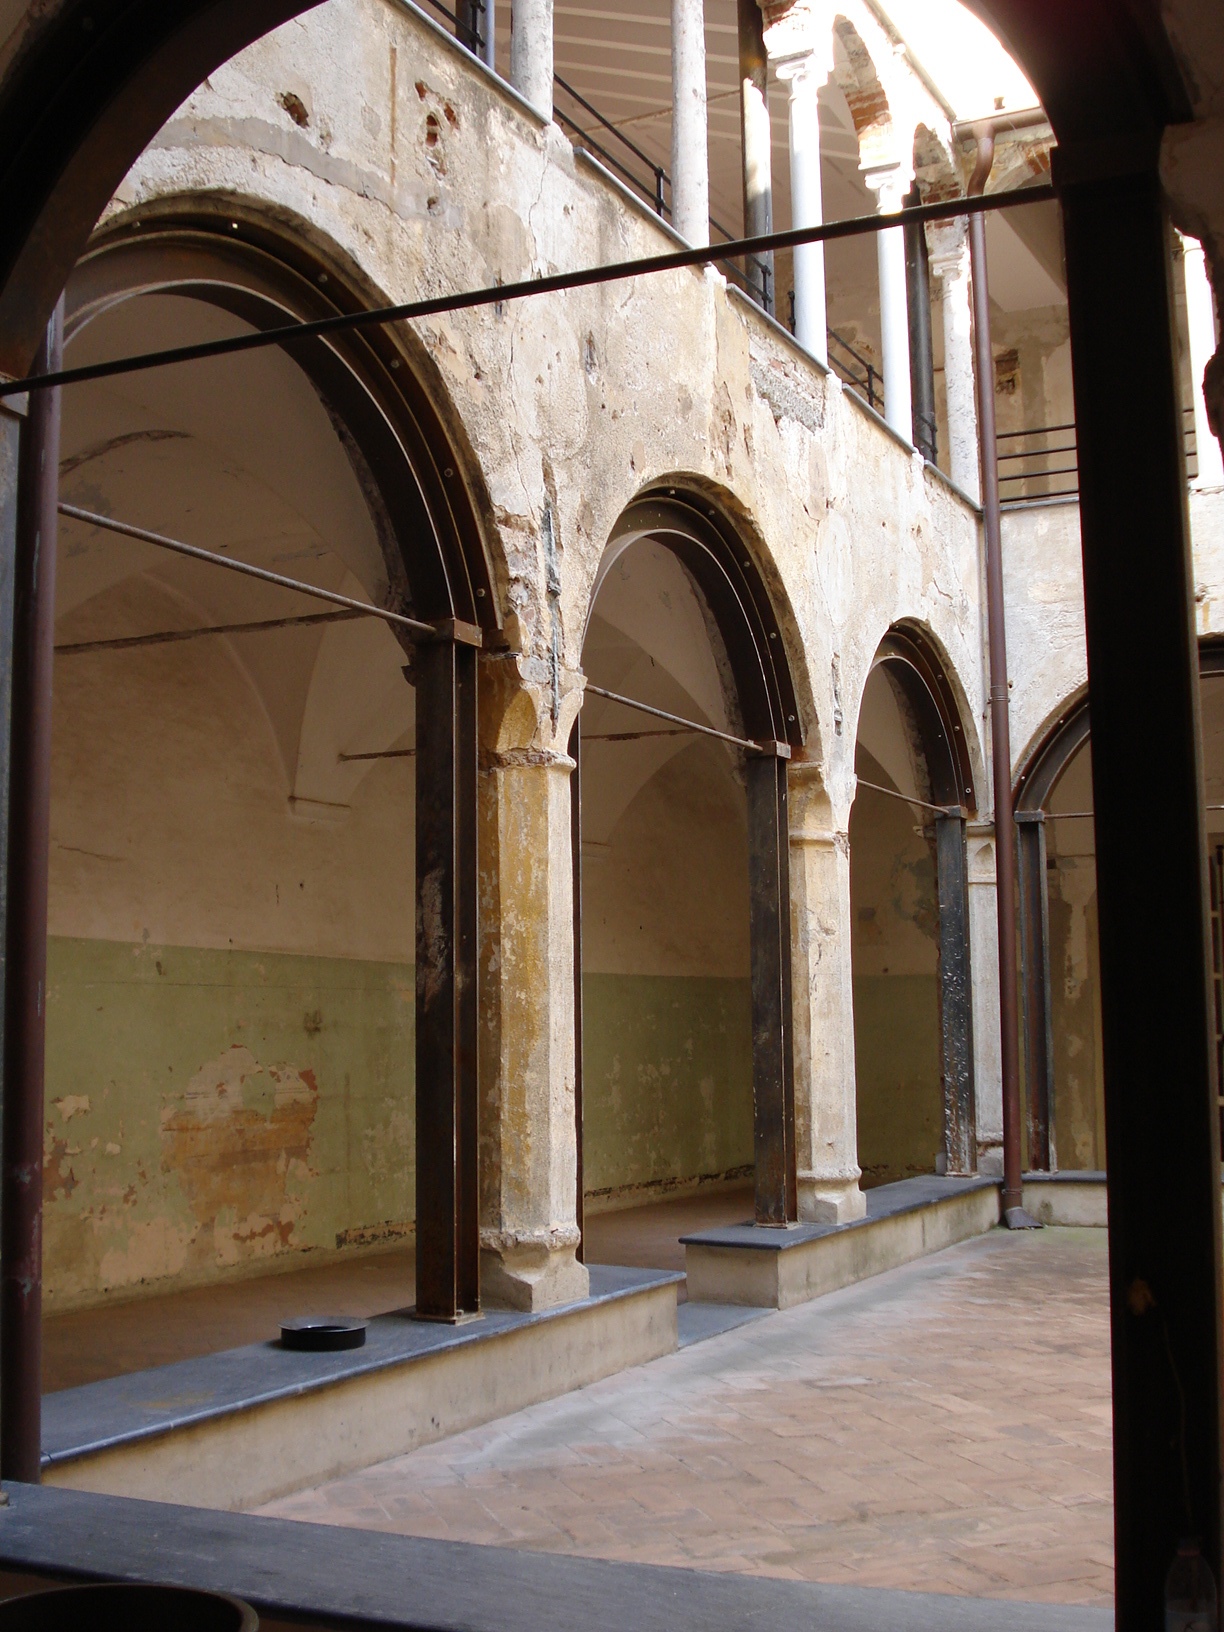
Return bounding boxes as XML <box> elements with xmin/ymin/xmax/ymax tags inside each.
<box><xmin>259</xmin><ymin>1229</ymin><xmax>1112</xmax><ymax>1607</ymax></box>
<box><xmin>42</xmin><ymin>1187</ymin><xmax>754</xmax><ymax>1390</ymax></box>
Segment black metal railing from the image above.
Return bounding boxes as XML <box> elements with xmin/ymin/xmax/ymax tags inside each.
<box><xmin>827</xmin><ymin>326</ymin><xmax>883</xmax><ymax>412</ymax></box>
<box><xmin>553</xmin><ymin>73</ymin><xmax>667</xmax><ymax>215</ymax></box>
<box><xmin>998</xmin><ymin>408</ymin><xmax>1199</xmax><ymax>504</ymax></box>
<box><xmin>416</xmin><ymin>0</ymin><xmax>775</xmax><ymax>306</ymax></box>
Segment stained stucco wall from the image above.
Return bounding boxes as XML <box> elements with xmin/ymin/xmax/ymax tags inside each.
<box><xmin>850</xmin><ymin>670</ymin><xmax>942</xmax><ymax>1186</ymax></box>
<box><xmin>48</xmin><ymin>0</ymin><xmax>992</xmax><ymax>1294</ymax></box>
<box><xmin>580</xmin><ymin>548</ymin><xmax>754</xmax><ymax>1207</ymax></box>
<box><xmin>45</xmin><ymin>577</ymin><xmax>419</xmax><ymax>1308</ymax></box>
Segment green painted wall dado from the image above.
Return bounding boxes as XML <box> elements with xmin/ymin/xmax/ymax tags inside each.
<box><xmin>44</xmin><ymin>946</ymin><xmax>750</xmax><ymax>1306</ymax></box>
<box><xmin>581</xmin><ymin>973</ymin><xmax>753</xmax><ymax>1198</ymax></box>
<box><xmin>852</xmin><ymin>974</ymin><xmax>942</xmax><ymax>1187</ymax></box>
<box><xmin>43</xmin><ymin>937</ymin><xmax>416</xmax><ymax>1309</ymax></box>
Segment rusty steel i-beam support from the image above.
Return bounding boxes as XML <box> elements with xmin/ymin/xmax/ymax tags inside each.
<box><xmin>1</xmin><ymin>301</ymin><xmax>62</xmax><ymax>1482</ymax></box>
<box><xmin>1056</xmin><ymin>140</ymin><xmax>1224</xmax><ymax>1627</ymax></box>
<box><xmin>569</xmin><ymin>715</ymin><xmax>585</xmax><ymax>1264</ymax></box>
<box><xmin>935</xmin><ymin>810</ymin><xmax>976</xmax><ymax>1175</ymax></box>
<box><xmin>414</xmin><ymin>627</ymin><xmax>480</xmax><ymax>1322</ymax></box>
<box><xmin>746</xmin><ymin>742</ymin><xmax>797</xmax><ymax>1226</ymax></box>
<box><xmin>969</xmin><ymin>132</ymin><xmax>1031</xmax><ymax>1229</ymax></box>
<box><xmin>1015</xmin><ymin>810</ymin><xmax>1055</xmax><ymax>1172</ymax></box>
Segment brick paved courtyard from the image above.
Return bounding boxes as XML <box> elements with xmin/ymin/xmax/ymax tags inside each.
<box><xmin>260</xmin><ymin>1228</ymin><xmax>1113</xmax><ymax>1605</ymax></box>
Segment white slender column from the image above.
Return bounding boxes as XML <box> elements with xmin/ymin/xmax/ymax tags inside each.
<box><xmin>1182</xmin><ymin>234</ymin><xmax>1224</xmax><ymax>489</ymax></box>
<box><xmin>863</xmin><ymin>163</ymin><xmax>913</xmax><ymax>441</ymax></box>
<box><xmin>775</xmin><ymin>51</ymin><xmax>831</xmax><ymax>365</ymax></box>
<box><xmin>671</xmin><ymin>0</ymin><xmax>709</xmax><ymax>246</ymax></box>
<box><xmin>510</xmin><ymin>0</ymin><xmax>553</xmax><ymax>122</ymax></box>
<box><xmin>928</xmin><ymin>219</ymin><xmax>980</xmax><ymax>501</ymax></box>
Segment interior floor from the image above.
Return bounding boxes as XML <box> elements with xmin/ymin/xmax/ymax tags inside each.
<box><xmin>259</xmin><ymin>1228</ymin><xmax>1112</xmax><ymax>1607</ymax></box>
<box><xmin>43</xmin><ymin>1186</ymin><xmax>756</xmax><ymax>1392</ymax></box>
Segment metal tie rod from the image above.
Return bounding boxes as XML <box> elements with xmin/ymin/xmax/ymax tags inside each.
<box><xmin>2</xmin><ymin>184</ymin><xmax>1054</xmax><ymax>399</ymax></box>
<box><xmin>856</xmin><ymin>776</ymin><xmax>957</xmax><ymax>817</ymax></box>
<box><xmin>57</xmin><ymin>503</ymin><xmax>440</xmax><ymax>639</ymax></box>
<box><xmin>585</xmin><ymin>683</ymin><xmax>765</xmax><ymax>753</ymax></box>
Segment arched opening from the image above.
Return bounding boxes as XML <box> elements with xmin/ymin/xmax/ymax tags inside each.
<box><xmin>1015</xmin><ymin>643</ymin><xmax>1224</xmax><ymax>1174</ymax></box>
<box><xmin>574</xmin><ymin>490</ymin><xmax>802</xmax><ymax>1253</ymax></box>
<box><xmin>43</xmin><ymin>214</ymin><xmax>494</xmax><ymax>1369</ymax></box>
<box><xmin>850</xmin><ymin>624</ymin><xmax>978</xmax><ymax>1186</ymax></box>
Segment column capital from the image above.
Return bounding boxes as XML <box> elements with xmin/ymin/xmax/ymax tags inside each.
<box><xmin>861</xmin><ymin>160</ymin><xmax>914</xmax><ymax>213</ymax></box>
<box><xmin>772</xmin><ymin>42</ymin><xmax>833</xmax><ymax>90</ymax></box>
<box><xmin>926</xmin><ymin>216</ymin><xmax>971</xmax><ymax>284</ymax></box>
<box><xmin>762</xmin><ymin>0</ymin><xmax>835</xmax><ymax>80</ymax></box>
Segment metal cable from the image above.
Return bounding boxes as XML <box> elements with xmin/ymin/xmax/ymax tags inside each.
<box><xmin>856</xmin><ymin>776</ymin><xmax>956</xmax><ymax>817</ymax></box>
<box><xmin>584</xmin><ymin>684</ymin><xmax>759</xmax><ymax>751</ymax></box>
<box><xmin>57</xmin><ymin>504</ymin><xmax>440</xmax><ymax>639</ymax></box>
<box><xmin>2</xmin><ymin>185</ymin><xmax>1054</xmax><ymax>400</ymax></box>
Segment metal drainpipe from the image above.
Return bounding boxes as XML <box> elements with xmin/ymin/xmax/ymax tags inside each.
<box><xmin>1</xmin><ymin>297</ymin><xmax>64</xmax><ymax>1480</ymax></box>
<box><xmin>968</xmin><ymin>128</ymin><xmax>1038</xmax><ymax>1229</ymax></box>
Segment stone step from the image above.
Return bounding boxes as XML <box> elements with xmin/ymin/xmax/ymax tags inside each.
<box><xmin>682</xmin><ymin>1175</ymin><xmax>1002</xmax><ymax>1310</ymax></box>
<box><xmin>41</xmin><ymin>1265</ymin><xmax>680</xmax><ymax>1511</ymax></box>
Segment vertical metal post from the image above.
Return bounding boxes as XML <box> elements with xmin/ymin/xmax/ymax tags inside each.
<box><xmin>737</xmin><ymin>0</ymin><xmax>773</xmax><ymax>315</ymax></box>
<box><xmin>1015</xmin><ymin>810</ymin><xmax>1055</xmax><ymax>1172</ymax></box>
<box><xmin>906</xmin><ymin>186</ymin><xmax>938</xmax><ymax>464</ymax></box>
<box><xmin>1056</xmin><ymin>144</ymin><xmax>1224</xmax><ymax>1626</ymax></box>
<box><xmin>935</xmin><ymin>810</ymin><xmax>976</xmax><ymax>1174</ymax></box>
<box><xmin>747</xmin><ymin>744</ymin><xmax>796</xmax><ymax>1225</ymax></box>
<box><xmin>968</xmin><ymin>137</ymin><xmax>1029</xmax><ymax>1227</ymax></box>
<box><xmin>1</xmin><ymin>302</ymin><xmax>61</xmax><ymax>1482</ymax></box>
<box><xmin>568</xmin><ymin>715</ymin><xmax>584</xmax><ymax>1263</ymax></box>
<box><xmin>414</xmin><ymin>628</ymin><xmax>480</xmax><ymax>1321</ymax></box>
<box><xmin>456</xmin><ymin>0</ymin><xmax>494</xmax><ymax>66</ymax></box>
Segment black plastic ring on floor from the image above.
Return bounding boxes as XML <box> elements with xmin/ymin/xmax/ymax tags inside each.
<box><xmin>280</xmin><ymin>1316</ymin><xmax>368</xmax><ymax>1352</ymax></box>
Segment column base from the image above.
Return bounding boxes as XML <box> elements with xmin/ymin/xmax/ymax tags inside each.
<box><xmin>975</xmin><ymin>1141</ymin><xmax>1003</xmax><ymax>1178</ymax></box>
<box><xmin>480</xmin><ymin>1229</ymin><xmax>589</xmax><ymax>1312</ymax></box>
<box><xmin>797</xmin><ymin>1173</ymin><xmax>866</xmax><ymax>1224</ymax></box>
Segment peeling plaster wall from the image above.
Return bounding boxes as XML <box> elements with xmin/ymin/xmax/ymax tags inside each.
<box><xmin>109</xmin><ymin>0</ymin><xmax>988</xmax><ymax>786</ymax></box>
<box><xmin>46</xmin><ymin>573</ymin><xmax>418</xmax><ymax>1308</ymax></box>
<box><xmin>850</xmin><ymin>671</ymin><xmax>942</xmax><ymax>1186</ymax></box>
<box><xmin>580</xmin><ymin>560</ymin><xmax>754</xmax><ymax>1206</ymax></box>
<box><xmin>74</xmin><ymin>0</ymin><xmax>991</xmax><ymax>1264</ymax></box>
<box><xmin>44</xmin><ymin>939</ymin><xmax>415</xmax><ymax>1308</ymax></box>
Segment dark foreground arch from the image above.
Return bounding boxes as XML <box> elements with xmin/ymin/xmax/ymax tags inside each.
<box><xmin>862</xmin><ymin>624</ymin><xmax>980</xmax><ymax>1174</ymax></box>
<box><xmin>0</xmin><ymin>0</ymin><xmax>1216</xmax><ymax>1614</ymax></box>
<box><xmin>60</xmin><ymin>215</ymin><xmax>497</xmax><ymax>1329</ymax></box>
<box><xmin>576</xmin><ymin>489</ymin><xmax>800</xmax><ymax>1230</ymax></box>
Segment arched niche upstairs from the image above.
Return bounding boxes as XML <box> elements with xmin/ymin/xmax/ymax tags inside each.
<box><xmin>60</xmin><ymin>212</ymin><xmax>499</xmax><ymax>1322</ymax></box>
<box><xmin>1013</xmin><ymin>639</ymin><xmax>1224</xmax><ymax>1175</ymax></box>
<box><xmin>575</xmin><ymin>488</ymin><xmax>803</xmax><ymax>1237</ymax></box>
<box><xmin>853</xmin><ymin>622</ymin><xmax>979</xmax><ymax>1182</ymax></box>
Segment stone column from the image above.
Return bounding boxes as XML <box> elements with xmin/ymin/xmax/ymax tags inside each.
<box><xmin>966</xmin><ymin>822</ymin><xmax>1003</xmax><ymax>1174</ymax></box>
<box><xmin>670</xmin><ymin>0</ymin><xmax>709</xmax><ymax>246</ymax></box>
<box><xmin>1182</xmin><ymin>234</ymin><xmax>1224</xmax><ymax>488</ymax></box>
<box><xmin>788</xmin><ymin>760</ymin><xmax>865</xmax><ymax>1223</ymax></box>
<box><xmin>510</xmin><ymin>0</ymin><xmax>553</xmax><ymax>121</ymax></box>
<box><xmin>775</xmin><ymin>50</ymin><xmax>831</xmax><ymax>365</ymax></box>
<box><xmin>928</xmin><ymin>219</ymin><xmax>980</xmax><ymax>501</ymax></box>
<box><xmin>864</xmin><ymin>163</ymin><xmax>914</xmax><ymax>442</ymax></box>
<box><xmin>477</xmin><ymin>653</ymin><xmax>588</xmax><ymax>1311</ymax></box>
